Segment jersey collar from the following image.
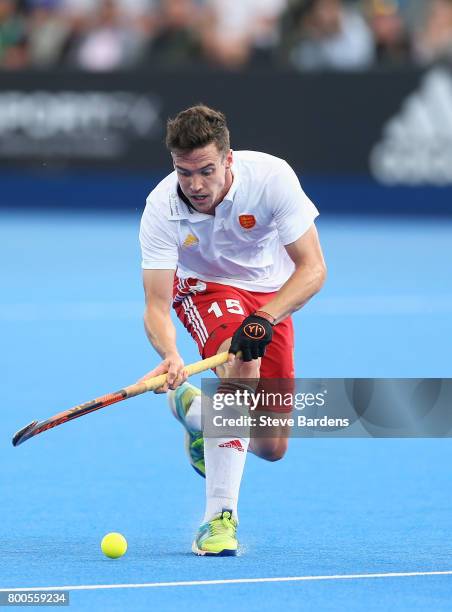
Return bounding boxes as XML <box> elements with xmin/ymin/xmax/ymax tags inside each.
<box><xmin>167</xmin><ymin>189</ymin><xmax>211</xmax><ymax>222</ymax></box>
<box><xmin>167</xmin><ymin>164</ymin><xmax>239</xmax><ymax>221</ymax></box>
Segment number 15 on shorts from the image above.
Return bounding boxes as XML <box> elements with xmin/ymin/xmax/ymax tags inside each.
<box><xmin>207</xmin><ymin>300</ymin><xmax>245</xmax><ymax>318</ymax></box>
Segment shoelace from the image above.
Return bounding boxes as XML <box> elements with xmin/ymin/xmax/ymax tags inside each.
<box><xmin>210</xmin><ymin>513</ymin><xmax>236</xmax><ymax>536</ymax></box>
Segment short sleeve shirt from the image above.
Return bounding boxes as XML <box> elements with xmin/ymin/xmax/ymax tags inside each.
<box><xmin>139</xmin><ymin>150</ymin><xmax>319</xmax><ymax>292</ymax></box>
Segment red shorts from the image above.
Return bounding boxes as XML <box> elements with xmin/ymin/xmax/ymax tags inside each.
<box><xmin>173</xmin><ymin>277</ymin><xmax>295</xmax><ymax>383</ymax></box>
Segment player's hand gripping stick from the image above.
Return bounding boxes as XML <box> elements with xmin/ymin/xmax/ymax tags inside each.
<box><xmin>229</xmin><ymin>311</ymin><xmax>274</xmax><ymax>362</ymax></box>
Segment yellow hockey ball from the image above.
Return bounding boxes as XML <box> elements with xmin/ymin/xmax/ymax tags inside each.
<box><xmin>101</xmin><ymin>532</ymin><xmax>128</xmax><ymax>559</ymax></box>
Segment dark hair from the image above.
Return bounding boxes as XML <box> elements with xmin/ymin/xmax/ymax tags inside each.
<box><xmin>166</xmin><ymin>104</ymin><xmax>230</xmax><ymax>156</ymax></box>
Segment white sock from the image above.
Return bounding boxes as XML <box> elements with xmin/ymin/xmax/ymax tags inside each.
<box><xmin>185</xmin><ymin>394</ymin><xmax>202</xmax><ymax>431</ymax></box>
<box><xmin>203</xmin><ymin>434</ymin><xmax>249</xmax><ymax>523</ymax></box>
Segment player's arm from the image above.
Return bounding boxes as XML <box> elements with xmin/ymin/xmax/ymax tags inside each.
<box><xmin>259</xmin><ymin>161</ymin><xmax>326</xmax><ymax>324</ymax></box>
<box><xmin>229</xmin><ymin>223</ymin><xmax>325</xmax><ymax>362</ymax></box>
<box><xmin>143</xmin><ymin>269</ymin><xmax>177</xmax><ymax>357</ymax></box>
<box><xmin>261</xmin><ymin>223</ymin><xmax>326</xmax><ymax>323</ymax></box>
<box><xmin>141</xmin><ymin>269</ymin><xmax>186</xmax><ymax>392</ymax></box>
<box><xmin>229</xmin><ymin>164</ymin><xmax>325</xmax><ymax>362</ymax></box>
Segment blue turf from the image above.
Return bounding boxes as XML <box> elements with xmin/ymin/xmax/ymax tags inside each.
<box><xmin>1</xmin><ymin>211</ymin><xmax>452</xmax><ymax>611</ymax></box>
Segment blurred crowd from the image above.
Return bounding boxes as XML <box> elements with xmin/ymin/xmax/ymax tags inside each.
<box><xmin>1</xmin><ymin>0</ymin><xmax>452</xmax><ymax>71</ymax></box>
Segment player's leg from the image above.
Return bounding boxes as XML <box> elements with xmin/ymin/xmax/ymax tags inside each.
<box><xmin>191</xmin><ymin>319</ymin><xmax>295</xmax><ymax>554</ymax></box>
<box><xmin>167</xmin><ymin>278</ymin><xmax>216</xmax><ymax>479</ymax></box>
<box><xmin>190</xmin><ymin>337</ymin><xmax>259</xmax><ymax>556</ymax></box>
<box><xmin>169</xmin><ymin>279</ymin><xmax>293</xmax><ymax>555</ymax></box>
<box><xmin>168</xmin><ymin>382</ymin><xmax>205</xmax><ymax>477</ymax></box>
<box><xmin>247</xmin><ymin>315</ymin><xmax>295</xmax><ymax>462</ymax></box>
<box><xmin>170</xmin><ymin>286</ymin><xmax>294</xmax><ymax>465</ymax></box>
<box><xmin>170</xmin><ymin>280</ymin><xmax>261</xmax><ymax>554</ymax></box>
<box><xmin>169</xmin><ymin>279</ymin><xmax>247</xmax><ymax>480</ymax></box>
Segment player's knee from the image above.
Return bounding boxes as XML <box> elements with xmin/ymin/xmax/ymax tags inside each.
<box><xmin>256</xmin><ymin>439</ymin><xmax>288</xmax><ymax>462</ymax></box>
<box><xmin>261</xmin><ymin>448</ymin><xmax>286</xmax><ymax>462</ymax></box>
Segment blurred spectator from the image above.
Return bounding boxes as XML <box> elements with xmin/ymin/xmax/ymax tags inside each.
<box><xmin>398</xmin><ymin>0</ymin><xmax>425</xmax><ymax>31</ymax></box>
<box><xmin>366</xmin><ymin>0</ymin><xmax>412</xmax><ymax>66</ymax></box>
<box><xmin>142</xmin><ymin>0</ymin><xmax>203</xmax><ymax>67</ymax></box>
<box><xmin>278</xmin><ymin>0</ymin><xmax>375</xmax><ymax>70</ymax></box>
<box><xmin>26</xmin><ymin>0</ymin><xmax>72</xmax><ymax>67</ymax></box>
<box><xmin>122</xmin><ymin>0</ymin><xmax>157</xmax><ymax>43</ymax></box>
<box><xmin>60</xmin><ymin>0</ymin><xmax>156</xmax><ymax>40</ymax></box>
<box><xmin>414</xmin><ymin>0</ymin><xmax>452</xmax><ymax>65</ymax></box>
<box><xmin>2</xmin><ymin>0</ymin><xmax>451</xmax><ymax>71</ymax></box>
<box><xmin>71</xmin><ymin>0</ymin><xmax>144</xmax><ymax>70</ymax></box>
<box><xmin>199</xmin><ymin>0</ymin><xmax>287</xmax><ymax>70</ymax></box>
<box><xmin>60</xmin><ymin>0</ymin><xmax>155</xmax><ymax>21</ymax></box>
<box><xmin>0</xmin><ymin>0</ymin><xmax>28</xmax><ymax>68</ymax></box>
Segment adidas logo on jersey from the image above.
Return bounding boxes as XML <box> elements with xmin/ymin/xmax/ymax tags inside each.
<box><xmin>218</xmin><ymin>439</ymin><xmax>245</xmax><ymax>452</ymax></box>
<box><xmin>370</xmin><ymin>68</ymin><xmax>452</xmax><ymax>186</ymax></box>
<box><xmin>182</xmin><ymin>233</ymin><xmax>199</xmax><ymax>248</ymax></box>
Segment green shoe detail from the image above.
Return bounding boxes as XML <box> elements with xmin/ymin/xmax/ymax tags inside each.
<box><xmin>186</xmin><ymin>434</ymin><xmax>205</xmax><ymax>478</ymax></box>
<box><xmin>168</xmin><ymin>383</ymin><xmax>205</xmax><ymax>478</ymax></box>
<box><xmin>192</xmin><ymin>510</ymin><xmax>238</xmax><ymax>556</ymax></box>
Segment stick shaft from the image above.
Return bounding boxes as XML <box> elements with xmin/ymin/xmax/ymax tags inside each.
<box><xmin>124</xmin><ymin>351</ymin><xmax>228</xmax><ymax>397</ymax></box>
<box><xmin>12</xmin><ymin>352</ymin><xmax>229</xmax><ymax>446</ymax></box>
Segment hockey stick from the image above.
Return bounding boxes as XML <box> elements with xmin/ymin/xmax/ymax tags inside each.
<box><xmin>12</xmin><ymin>352</ymin><xmax>229</xmax><ymax>447</ymax></box>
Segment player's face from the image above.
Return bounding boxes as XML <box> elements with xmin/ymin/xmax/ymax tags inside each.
<box><xmin>172</xmin><ymin>143</ymin><xmax>233</xmax><ymax>214</ymax></box>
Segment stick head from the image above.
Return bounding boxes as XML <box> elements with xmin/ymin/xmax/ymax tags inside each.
<box><xmin>12</xmin><ymin>421</ymin><xmax>39</xmax><ymax>447</ymax></box>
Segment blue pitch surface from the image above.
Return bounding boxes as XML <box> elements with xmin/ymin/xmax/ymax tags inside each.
<box><xmin>1</xmin><ymin>210</ymin><xmax>452</xmax><ymax>611</ymax></box>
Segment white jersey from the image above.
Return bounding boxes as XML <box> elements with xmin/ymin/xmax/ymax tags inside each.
<box><xmin>139</xmin><ymin>150</ymin><xmax>319</xmax><ymax>292</ymax></box>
